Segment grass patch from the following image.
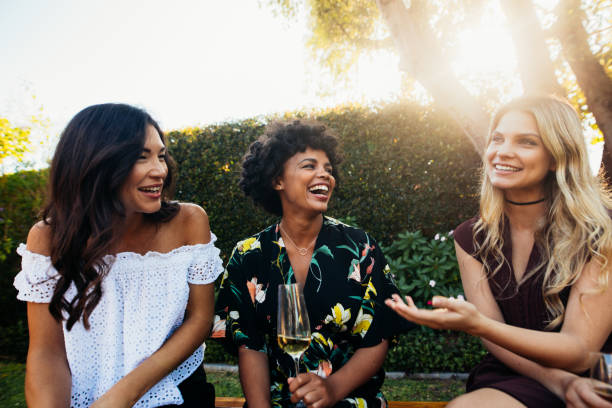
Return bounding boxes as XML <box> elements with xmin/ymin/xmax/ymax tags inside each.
<box><xmin>0</xmin><ymin>361</ymin><xmax>26</xmax><ymax>408</ymax></box>
<box><xmin>1</xmin><ymin>362</ymin><xmax>465</xmax><ymax>404</ymax></box>
<box><xmin>208</xmin><ymin>371</ymin><xmax>244</xmax><ymax>398</ymax></box>
<box><xmin>383</xmin><ymin>378</ymin><xmax>464</xmax><ymax>401</ymax></box>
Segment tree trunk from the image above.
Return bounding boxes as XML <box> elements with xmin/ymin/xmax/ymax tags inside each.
<box><xmin>375</xmin><ymin>0</ymin><xmax>489</xmax><ymax>155</ymax></box>
<box><xmin>554</xmin><ymin>0</ymin><xmax>612</xmax><ymax>181</ymax></box>
<box><xmin>499</xmin><ymin>0</ymin><xmax>565</xmax><ymax>96</ymax></box>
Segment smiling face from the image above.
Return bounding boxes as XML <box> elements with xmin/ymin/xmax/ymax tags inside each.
<box><xmin>274</xmin><ymin>147</ymin><xmax>336</xmax><ymax>216</ymax></box>
<box><xmin>119</xmin><ymin>124</ymin><xmax>168</xmax><ymax>216</ymax></box>
<box><xmin>485</xmin><ymin>110</ymin><xmax>555</xmax><ymax>201</ymax></box>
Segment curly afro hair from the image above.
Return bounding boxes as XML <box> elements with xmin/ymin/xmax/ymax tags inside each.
<box><xmin>239</xmin><ymin>120</ymin><xmax>342</xmax><ymax>216</ymax></box>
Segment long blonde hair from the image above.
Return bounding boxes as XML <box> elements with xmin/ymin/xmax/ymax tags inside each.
<box><xmin>475</xmin><ymin>95</ymin><xmax>612</xmax><ymax>329</ymax></box>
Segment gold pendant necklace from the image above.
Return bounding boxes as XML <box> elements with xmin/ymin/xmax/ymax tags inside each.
<box><xmin>279</xmin><ymin>223</ymin><xmax>317</xmax><ymax>256</ymax></box>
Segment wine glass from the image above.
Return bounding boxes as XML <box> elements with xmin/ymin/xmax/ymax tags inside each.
<box><xmin>277</xmin><ymin>283</ymin><xmax>312</xmax><ymax>379</ymax></box>
<box><xmin>589</xmin><ymin>352</ymin><xmax>612</xmax><ymax>402</ymax></box>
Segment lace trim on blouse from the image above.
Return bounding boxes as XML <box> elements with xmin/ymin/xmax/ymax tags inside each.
<box><xmin>14</xmin><ymin>235</ymin><xmax>223</xmax><ymax>303</ymax></box>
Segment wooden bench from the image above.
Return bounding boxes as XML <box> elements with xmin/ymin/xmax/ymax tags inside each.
<box><xmin>215</xmin><ymin>397</ymin><xmax>447</xmax><ymax>407</ymax></box>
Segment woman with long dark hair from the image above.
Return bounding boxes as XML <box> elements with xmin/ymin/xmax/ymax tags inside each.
<box><xmin>14</xmin><ymin>103</ymin><xmax>223</xmax><ymax>407</ymax></box>
<box><xmin>386</xmin><ymin>96</ymin><xmax>612</xmax><ymax>407</ymax></box>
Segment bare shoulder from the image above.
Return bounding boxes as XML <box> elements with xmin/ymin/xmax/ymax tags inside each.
<box><xmin>174</xmin><ymin>202</ymin><xmax>212</xmax><ymax>245</ymax></box>
<box><xmin>26</xmin><ymin>221</ymin><xmax>52</xmax><ymax>256</ymax></box>
<box><xmin>573</xmin><ymin>258</ymin><xmax>608</xmax><ymax>294</ymax></box>
<box><xmin>454</xmin><ymin>240</ymin><xmax>482</xmax><ymax>269</ymax></box>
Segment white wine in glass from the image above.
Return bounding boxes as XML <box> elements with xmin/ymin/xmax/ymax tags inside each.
<box><xmin>590</xmin><ymin>352</ymin><xmax>612</xmax><ymax>402</ymax></box>
<box><xmin>277</xmin><ymin>284</ymin><xmax>312</xmax><ymax>378</ymax></box>
<box><xmin>278</xmin><ymin>335</ymin><xmax>311</xmax><ymax>357</ymax></box>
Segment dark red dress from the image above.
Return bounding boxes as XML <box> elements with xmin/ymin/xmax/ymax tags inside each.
<box><xmin>454</xmin><ymin>217</ymin><xmax>612</xmax><ymax>408</ymax></box>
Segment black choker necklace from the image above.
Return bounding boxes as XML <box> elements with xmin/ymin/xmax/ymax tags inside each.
<box><xmin>505</xmin><ymin>197</ymin><xmax>547</xmax><ymax>206</ymax></box>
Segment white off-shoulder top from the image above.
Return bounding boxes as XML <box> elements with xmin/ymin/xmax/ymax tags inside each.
<box><xmin>13</xmin><ymin>234</ymin><xmax>224</xmax><ymax>408</ymax></box>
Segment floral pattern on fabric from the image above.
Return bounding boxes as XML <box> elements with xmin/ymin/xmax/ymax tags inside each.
<box><xmin>213</xmin><ymin>217</ymin><xmax>408</xmax><ymax>407</ymax></box>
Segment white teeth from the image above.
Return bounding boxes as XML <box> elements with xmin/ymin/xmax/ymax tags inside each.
<box><xmin>309</xmin><ymin>185</ymin><xmax>329</xmax><ymax>193</ymax></box>
<box><xmin>140</xmin><ymin>187</ymin><xmax>161</xmax><ymax>193</ymax></box>
<box><xmin>495</xmin><ymin>164</ymin><xmax>520</xmax><ymax>172</ymax></box>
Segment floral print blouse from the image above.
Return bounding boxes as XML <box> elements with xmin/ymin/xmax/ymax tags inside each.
<box><xmin>212</xmin><ymin>217</ymin><xmax>407</xmax><ymax>408</ymax></box>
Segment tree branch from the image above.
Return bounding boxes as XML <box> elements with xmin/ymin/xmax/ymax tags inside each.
<box><xmin>376</xmin><ymin>0</ymin><xmax>489</xmax><ymax>154</ymax></box>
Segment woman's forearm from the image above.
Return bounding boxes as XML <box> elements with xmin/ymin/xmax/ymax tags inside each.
<box><xmin>326</xmin><ymin>340</ymin><xmax>389</xmax><ymax>403</ymax></box>
<box><xmin>238</xmin><ymin>347</ymin><xmax>271</xmax><ymax>408</ymax></box>
<box><xmin>475</xmin><ymin>316</ymin><xmax>589</xmax><ymax>372</ymax></box>
<box><xmin>25</xmin><ymin>349</ymin><xmax>71</xmax><ymax>408</ymax></box>
<box><xmin>25</xmin><ymin>302</ymin><xmax>71</xmax><ymax>408</ymax></box>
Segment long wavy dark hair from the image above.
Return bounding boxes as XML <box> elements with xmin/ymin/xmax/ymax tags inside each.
<box><xmin>43</xmin><ymin>103</ymin><xmax>179</xmax><ymax>330</ymax></box>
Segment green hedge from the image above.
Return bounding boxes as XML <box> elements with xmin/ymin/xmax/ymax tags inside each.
<box><xmin>0</xmin><ymin>101</ymin><xmax>483</xmax><ymax>370</ymax></box>
<box><xmin>0</xmin><ymin>170</ymin><xmax>47</xmax><ymax>330</ymax></box>
<box><xmin>169</xmin><ymin>102</ymin><xmax>481</xmax><ymax>258</ymax></box>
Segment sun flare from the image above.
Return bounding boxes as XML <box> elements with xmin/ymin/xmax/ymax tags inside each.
<box><xmin>452</xmin><ymin>26</ymin><xmax>517</xmax><ymax>76</ymax></box>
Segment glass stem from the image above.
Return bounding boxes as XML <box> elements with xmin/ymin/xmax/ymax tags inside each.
<box><xmin>293</xmin><ymin>356</ymin><xmax>300</xmax><ymax>377</ymax></box>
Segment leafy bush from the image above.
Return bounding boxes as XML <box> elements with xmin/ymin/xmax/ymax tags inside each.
<box><xmin>386</xmin><ymin>327</ymin><xmax>485</xmax><ymax>373</ymax></box>
<box><xmin>0</xmin><ymin>320</ymin><xmax>27</xmax><ymax>361</ymax></box>
<box><xmin>205</xmin><ymin>340</ymin><xmax>237</xmax><ymax>365</ymax></box>
<box><xmin>0</xmin><ymin>169</ymin><xmax>47</xmax><ymax>263</ymax></box>
<box><xmin>168</xmin><ymin>102</ymin><xmax>480</xmax><ymax>258</ymax></box>
<box><xmin>381</xmin><ymin>230</ymin><xmax>486</xmax><ymax>373</ymax></box>
<box><xmin>0</xmin><ymin>170</ymin><xmax>47</xmax><ymax>352</ymax></box>
<box><xmin>383</xmin><ymin>230</ymin><xmax>462</xmax><ymax>307</ymax></box>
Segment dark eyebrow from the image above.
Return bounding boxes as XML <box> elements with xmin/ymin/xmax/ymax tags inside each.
<box><xmin>142</xmin><ymin>146</ymin><xmax>166</xmax><ymax>154</ymax></box>
<box><xmin>298</xmin><ymin>157</ymin><xmax>332</xmax><ymax>167</ymax></box>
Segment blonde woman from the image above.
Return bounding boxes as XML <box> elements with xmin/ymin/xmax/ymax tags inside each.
<box><xmin>386</xmin><ymin>96</ymin><xmax>612</xmax><ymax>407</ymax></box>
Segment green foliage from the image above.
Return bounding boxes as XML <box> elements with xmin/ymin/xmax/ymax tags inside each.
<box><xmin>383</xmin><ymin>231</ymin><xmax>462</xmax><ymax>308</ymax></box>
<box><xmin>204</xmin><ymin>341</ymin><xmax>237</xmax><ymax>365</ymax></box>
<box><xmin>0</xmin><ymin>169</ymin><xmax>48</xmax><ymax>263</ymax></box>
<box><xmin>263</xmin><ymin>1</ymin><xmax>495</xmax><ymax>78</ymax></box>
<box><xmin>167</xmin><ymin>102</ymin><xmax>480</xmax><ymax>259</ymax></box>
<box><xmin>0</xmin><ymin>170</ymin><xmax>47</xmax><ymax>339</ymax></box>
<box><xmin>207</xmin><ymin>371</ymin><xmax>244</xmax><ymax>398</ymax></box>
<box><xmin>0</xmin><ymin>320</ymin><xmax>27</xmax><ymax>362</ymax></box>
<box><xmin>381</xmin><ymin>230</ymin><xmax>486</xmax><ymax>372</ymax></box>
<box><xmin>386</xmin><ymin>327</ymin><xmax>486</xmax><ymax>373</ymax></box>
<box><xmin>305</xmin><ymin>0</ymin><xmax>385</xmax><ymax>75</ymax></box>
<box><xmin>0</xmin><ymin>117</ymin><xmax>32</xmax><ymax>166</ymax></box>
<box><xmin>0</xmin><ymin>362</ymin><xmax>26</xmax><ymax>408</ymax></box>
<box><xmin>383</xmin><ymin>377</ymin><xmax>465</xmax><ymax>402</ymax></box>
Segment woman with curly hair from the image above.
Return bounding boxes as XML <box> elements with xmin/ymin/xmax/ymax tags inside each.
<box><xmin>15</xmin><ymin>103</ymin><xmax>223</xmax><ymax>407</ymax></box>
<box><xmin>212</xmin><ymin>120</ymin><xmax>408</xmax><ymax>407</ymax></box>
<box><xmin>386</xmin><ymin>95</ymin><xmax>612</xmax><ymax>408</ymax></box>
